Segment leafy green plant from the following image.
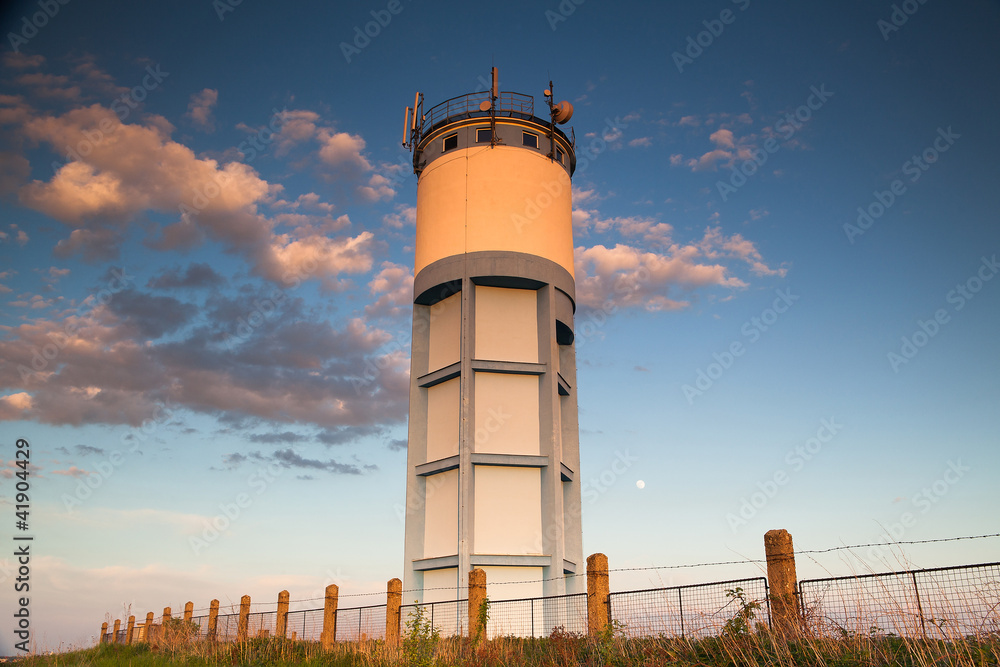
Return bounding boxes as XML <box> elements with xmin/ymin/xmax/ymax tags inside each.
<box><xmin>722</xmin><ymin>586</ymin><xmax>763</xmax><ymax>637</ymax></box>
<box><xmin>475</xmin><ymin>596</ymin><xmax>490</xmax><ymax>642</ymax></box>
<box><xmin>403</xmin><ymin>601</ymin><xmax>440</xmax><ymax>667</ymax></box>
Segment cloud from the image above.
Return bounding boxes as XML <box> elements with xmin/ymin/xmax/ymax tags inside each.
<box><xmin>185</xmin><ymin>88</ymin><xmax>218</xmax><ymax>132</ymax></box>
<box><xmin>628</xmin><ymin>137</ymin><xmax>652</xmax><ymax>148</ymax></box>
<box><xmin>573</xmin><ymin>226</ymin><xmax>783</xmax><ymax>311</ymax></box>
<box><xmin>51</xmin><ymin>466</ymin><xmax>90</xmax><ymax>477</ymax></box>
<box><xmin>16</xmin><ymin>104</ymin><xmax>374</xmax><ymax>284</ymax></box>
<box><xmin>0</xmin><ymin>288</ymin><xmax>410</xmax><ymax>435</ymax></box>
<box><xmin>0</xmin><ymin>392</ymin><xmax>33</xmax><ymax>420</ymax></box>
<box><xmin>382</xmin><ymin>205</ymin><xmax>416</xmax><ymax>229</ymax></box>
<box><xmin>75</xmin><ymin>444</ymin><xmax>105</xmax><ymax>456</ymax></box>
<box><xmin>272</xmin><ymin>448</ymin><xmax>374</xmax><ymax>475</ymax></box>
<box><xmin>147</xmin><ymin>263</ymin><xmax>226</xmax><ymax>289</ymax></box>
<box><xmin>365</xmin><ymin>262</ymin><xmax>413</xmax><ymax>318</ymax></box>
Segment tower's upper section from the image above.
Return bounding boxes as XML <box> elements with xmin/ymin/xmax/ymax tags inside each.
<box><xmin>403</xmin><ymin>70</ymin><xmax>579</xmax><ymax>277</ymax></box>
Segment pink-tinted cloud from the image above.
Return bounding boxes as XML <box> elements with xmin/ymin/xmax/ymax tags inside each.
<box><xmin>185</xmin><ymin>88</ymin><xmax>218</xmax><ymax>131</ymax></box>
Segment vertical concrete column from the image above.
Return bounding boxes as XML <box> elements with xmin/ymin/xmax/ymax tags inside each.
<box><xmin>112</xmin><ymin>619</ymin><xmax>121</xmax><ymax>644</ymax></box>
<box><xmin>183</xmin><ymin>601</ymin><xmax>193</xmax><ymax>622</ymax></box>
<box><xmin>207</xmin><ymin>599</ymin><xmax>219</xmax><ymax>641</ymax></box>
<box><xmin>126</xmin><ymin>615</ymin><xmax>135</xmax><ymax>644</ymax></box>
<box><xmin>276</xmin><ymin>590</ymin><xmax>290</xmax><ymax>639</ymax></box>
<box><xmin>386</xmin><ymin>578</ymin><xmax>402</xmax><ymax>645</ymax></box>
<box><xmin>320</xmin><ymin>584</ymin><xmax>339</xmax><ymax>650</ymax></box>
<box><xmin>237</xmin><ymin>595</ymin><xmax>251</xmax><ymax>642</ymax></box>
<box><xmin>162</xmin><ymin>606</ymin><xmax>171</xmax><ymax>623</ymax></box>
<box><xmin>586</xmin><ymin>553</ymin><xmax>609</xmax><ymax>636</ymax></box>
<box><xmin>144</xmin><ymin>612</ymin><xmax>154</xmax><ymax>642</ymax></box>
<box><xmin>764</xmin><ymin>529</ymin><xmax>800</xmax><ymax>636</ymax></box>
<box><xmin>100</xmin><ymin>621</ymin><xmax>108</xmax><ymax>644</ymax></box>
<box><xmin>468</xmin><ymin>568</ymin><xmax>487</xmax><ymax>639</ymax></box>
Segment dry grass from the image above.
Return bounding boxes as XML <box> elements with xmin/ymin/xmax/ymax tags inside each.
<box><xmin>17</xmin><ymin>627</ymin><xmax>1000</xmax><ymax>667</ymax></box>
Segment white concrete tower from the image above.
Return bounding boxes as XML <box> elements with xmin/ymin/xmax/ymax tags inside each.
<box><xmin>401</xmin><ymin>69</ymin><xmax>583</xmax><ymax>606</ymax></box>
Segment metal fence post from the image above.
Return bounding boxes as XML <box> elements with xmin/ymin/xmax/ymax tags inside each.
<box><xmin>764</xmin><ymin>529</ymin><xmax>800</xmax><ymax>637</ymax></box>
<box><xmin>911</xmin><ymin>571</ymin><xmax>927</xmax><ymax>638</ymax></box>
<box><xmin>677</xmin><ymin>588</ymin><xmax>685</xmax><ymax>639</ymax></box>
<box><xmin>587</xmin><ymin>553</ymin><xmax>610</xmax><ymax>636</ymax></box>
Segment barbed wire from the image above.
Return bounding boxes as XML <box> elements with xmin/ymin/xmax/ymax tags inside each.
<box><xmin>124</xmin><ymin>532</ymin><xmax>1000</xmax><ymax>614</ymax></box>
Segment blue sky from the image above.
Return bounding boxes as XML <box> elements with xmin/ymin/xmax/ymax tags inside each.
<box><xmin>1</xmin><ymin>0</ymin><xmax>998</xmax><ymax>653</ymax></box>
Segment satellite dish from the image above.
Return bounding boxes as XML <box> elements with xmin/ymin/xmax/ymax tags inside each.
<box><xmin>544</xmin><ymin>89</ymin><xmax>551</xmax><ymax>97</ymax></box>
<box><xmin>552</xmin><ymin>100</ymin><xmax>574</xmax><ymax>124</ymax></box>
<box><xmin>479</xmin><ymin>100</ymin><xmax>492</xmax><ymax>112</ymax></box>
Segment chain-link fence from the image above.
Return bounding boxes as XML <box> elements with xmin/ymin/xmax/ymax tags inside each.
<box><xmin>799</xmin><ymin>561</ymin><xmax>1000</xmax><ymax>639</ymax></box>
<box><xmin>98</xmin><ymin>558</ymin><xmax>1000</xmax><ymax>645</ymax></box>
<box><xmin>609</xmin><ymin>577</ymin><xmax>770</xmax><ymax>639</ymax></box>
<box><xmin>399</xmin><ymin>599</ymin><xmax>468</xmax><ymax>637</ymax></box>
<box><xmin>486</xmin><ymin>592</ymin><xmax>587</xmax><ymax>638</ymax></box>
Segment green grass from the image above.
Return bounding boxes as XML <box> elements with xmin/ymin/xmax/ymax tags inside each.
<box><xmin>17</xmin><ymin>630</ymin><xmax>1000</xmax><ymax>667</ymax></box>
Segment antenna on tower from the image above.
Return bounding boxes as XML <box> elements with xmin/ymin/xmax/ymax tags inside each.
<box><xmin>488</xmin><ymin>66</ymin><xmax>499</xmax><ymax>147</ymax></box>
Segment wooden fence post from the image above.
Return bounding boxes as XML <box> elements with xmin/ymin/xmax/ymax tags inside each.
<box><xmin>112</xmin><ymin>619</ymin><xmax>120</xmax><ymax>643</ymax></box>
<box><xmin>764</xmin><ymin>528</ymin><xmax>800</xmax><ymax>636</ymax></box>
<box><xmin>100</xmin><ymin>621</ymin><xmax>107</xmax><ymax>644</ymax></box>
<box><xmin>587</xmin><ymin>553</ymin><xmax>610</xmax><ymax>636</ymax></box>
<box><xmin>183</xmin><ymin>601</ymin><xmax>193</xmax><ymax>623</ymax></box>
<box><xmin>207</xmin><ymin>599</ymin><xmax>219</xmax><ymax>641</ymax></box>
<box><xmin>386</xmin><ymin>578</ymin><xmax>402</xmax><ymax>645</ymax></box>
<box><xmin>126</xmin><ymin>615</ymin><xmax>135</xmax><ymax>644</ymax></box>
<box><xmin>320</xmin><ymin>584</ymin><xmax>339</xmax><ymax>650</ymax></box>
<box><xmin>276</xmin><ymin>590</ymin><xmax>290</xmax><ymax>639</ymax></box>
<box><xmin>468</xmin><ymin>568</ymin><xmax>487</xmax><ymax>639</ymax></box>
<box><xmin>237</xmin><ymin>595</ymin><xmax>251</xmax><ymax>642</ymax></box>
<box><xmin>144</xmin><ymin>612</ymin><xmax>154</xmax><ymax>643</ymax></box>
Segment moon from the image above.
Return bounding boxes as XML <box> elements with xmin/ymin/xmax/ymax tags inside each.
<box><xmin>636</xmin><ymin>480</ymin><xmax>645</xmax><ymax>489</ymax></box>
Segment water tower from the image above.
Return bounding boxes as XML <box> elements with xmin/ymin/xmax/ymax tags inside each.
<box><xmin>400</xmin><ymin>68</ymin><xmax>583</xmax><ymax>605</ymax></box>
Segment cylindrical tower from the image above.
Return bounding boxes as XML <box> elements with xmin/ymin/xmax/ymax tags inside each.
<box><xmin>401</xmin><ymin>70</ymin><xmax>583</xmax><ymax>607</ymax></box>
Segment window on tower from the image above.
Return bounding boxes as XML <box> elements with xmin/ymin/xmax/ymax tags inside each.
<box><xmin>476</xmin><ymin>128</ymin><xmax>492</xmax><ymax>143</ymax></box>
<box><xmin>522</xmin><ymin>132</ymin><xmax>539</xmax><ymax>149</ymax></box>
<box><xmin>442</xmin><ymin>133</ymin><xmax>458</xmax><ymax>152</ymax></box>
